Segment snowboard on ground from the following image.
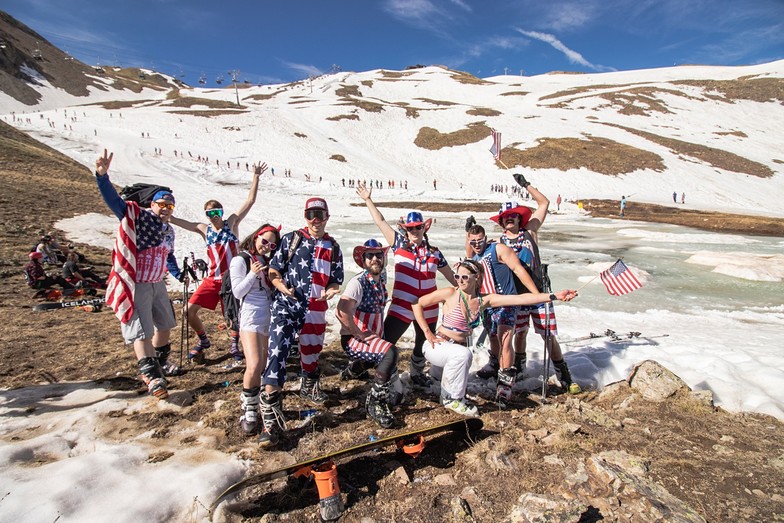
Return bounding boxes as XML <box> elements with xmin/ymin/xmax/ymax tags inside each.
<box><xmin>33</xmin><ymin>297</ymin><xmax>183</xmax><ymax>312</ymax></box>
<box><xmin>210</xmin><ymin>417</ymin><xmax>483</xmax><ymax>509</ymax></box>
<box><xmin>33</xmin><ymin>287</ymin><xmax>96</xmax><ymax>301</ymax></box>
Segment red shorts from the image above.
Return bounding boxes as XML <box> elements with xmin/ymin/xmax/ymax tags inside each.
<box><xmin>514</xmin><ymin>303</ymin><xmax>558</xmax><ymax>336</ymax></box>
<box><xmin>188</xmin><ymin>276</ymin><xmax>223</xmax><ymax>311</ymax></box>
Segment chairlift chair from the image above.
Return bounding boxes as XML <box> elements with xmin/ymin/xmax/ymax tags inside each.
<box><xmin>216</xmin><ymin>75</ymin><xmax>224</xmax><ymax>84</ymax></box>
<box><xmin>199</xmin><ymin>74</ymin><xmax>206</xmax><ymax>85</ymax></box>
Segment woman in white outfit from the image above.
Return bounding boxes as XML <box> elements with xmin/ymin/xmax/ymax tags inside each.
<box><xmin>412</xmin><ymin>259</ymin><xmax>576</xmax><ymax>417</ymax></box>
<box><xmin>231</xmin><ymin>224</ymin><xmax>280</xmax><ymax>434</ymax></box>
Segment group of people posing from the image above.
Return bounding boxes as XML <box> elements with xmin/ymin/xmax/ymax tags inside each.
<box><xmin>93</xmin><ymin>149</ymin><xmax>578</xmax><ymax>448</ymax></box>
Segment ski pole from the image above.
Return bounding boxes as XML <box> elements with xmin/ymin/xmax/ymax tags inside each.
<box><xmin>541</xmin><ymin>264</ymin><xmax>551</xmax><ymax>401</ymax></box>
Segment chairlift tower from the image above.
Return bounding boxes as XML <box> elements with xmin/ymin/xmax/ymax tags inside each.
<box><xmin>33</xmin><ymin>42</ymin><xmax>42</xmax><ymax>61</ymax></box>
<box><xmin>228</xmin><ymin>69</ymin><xmax>241</xmax><ymax>106</ymax></box>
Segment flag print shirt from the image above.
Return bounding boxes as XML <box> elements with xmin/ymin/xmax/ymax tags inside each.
<box><xmin>339</xmin><ymin>271</ymin><xmax>388</xmax><ymax>336</ymax></box>
<box><xmin>205</xmin><ymin>220</ymin><xmax>239</xmax><ymax>280</ymax></box>
<box><xmin>388</xmin><ymin>231</ymin><xmax>447</xmax><ymax>323</ymax></box>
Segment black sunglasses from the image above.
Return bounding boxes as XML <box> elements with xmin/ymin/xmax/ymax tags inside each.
<box><xmin>363</xmin><ymin>251</ymin><xmax>384</xmax><ymax>260</ymax></box>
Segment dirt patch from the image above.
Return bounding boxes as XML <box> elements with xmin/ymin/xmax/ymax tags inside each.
<box><xmin>415</xmin><ymin>98</ymin><xmax>458</xmax><ymax>106</ymax></box>
<box><xmin>603</xmin><ymin>123</ymin><xmax>775</xmax><ymax>178</ymax></box>
<box><xmin>85</xmin><ymin>100</ymin><xmax>157</xmax><ymax>110</ymax></box>
<box><xmin>166</xmin><ymin>110</ymin><xmax>248</xmax><ymax>118</ymax></box>
<box><xmin>414</xmin><ymin>122</ymin><xmax>490</xmax><ymax>151</ymax></box>
<box><xmin>294</xmin><ymin>132</ymin><xmax>307</xmax><ymax>138</ymax></box>
<box><xmin>501</xmin><ymin>136</ymin><xmax>665</xmax><ymax>175</ymax></box>
<box><xmin>330</xmin><ymin>154</ymin><xmax>346</xmax><ymax>162</ymax></box>
<box><xmin>448</xmin><ymin>70</ymin><xmax>490</xmax><ymax>85</ymax></box>
<box><xmin>326</xmin><ymin>114</ymin><xmax>359</xmax><ymax>122</ymax></box>
<box><xmin>673</xmin><ymin>77</ymin><xmax>784</xmax><ymax>104</ymax></box>
<box><xmin>243</xmin><ymin>90</ymin><xmax>286</xmax><ymax>101</ymax></box>
<box><xmin>500</xmin><ymin>91</ymin><xmax>530</xmax><ymax>97</ymax></box>
<box><xmin>166</xmin><ymin>97</ymin><xmax>240</xmax><ymax>109</ymax></box>
<box><xmin>466</xmin><ymin>108</ymin><xmax>501</xmax><ymax>117</ymax></box>
<box><xmin>715</xmin><ymin>130</ymin><xmax>748</xmax><ymax>138</ymax></box>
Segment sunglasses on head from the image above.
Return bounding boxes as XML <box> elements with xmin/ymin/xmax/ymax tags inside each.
<box><xmin>206</xmin><ymin>208</ymin><xmax>224</xmax><ymax>218</ymax></box>
<box><xmin>259</xmin><ymin>238</ymin><xmax>277</xmax><ymax>250</ymax></box>
<box><xmin>453</xmin><ymin>273</ymin><xmax>474</xmax><ymax>282</ymax></box>
<box><xmin>364</xmin><ymin>251</ymin><xmax>384</xmax><ymax>260</ymax></box>
<box><xmin>468</xmin><ymin>238</ymin><xmax>486</xmax><ymax>246</ymax></box>
<box><xmin>305</xmin><ymin>209</ymin><xmax>328</xmax><ymax>221</ymax></box>
<box><xmin>155</xmin><ymin>202</ymin><xmax>175</xmax><ymax>210</ymax></box>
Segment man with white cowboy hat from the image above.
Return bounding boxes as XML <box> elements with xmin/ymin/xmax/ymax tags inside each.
<box><xmin>336</xmin><ymin>239</ymin><xmax>401</xmax><ymax>428</ymax></box>
<box><xmin>356</xmin><ymin>183</ymin><xmax>456</xmax><ymax>391</ymax></box>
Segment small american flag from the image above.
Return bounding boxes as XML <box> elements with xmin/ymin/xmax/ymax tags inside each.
<box><xmin>600</xmin><ymin>259</ymin><xmax>643</xmax><ymax>296</ymax></box>
<box><xmin>489</xmin><ymin>129</ymin><xmax>501</xmax><ymax>160</ymax></box>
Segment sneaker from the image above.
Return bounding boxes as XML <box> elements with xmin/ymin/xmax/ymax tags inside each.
<box><xmin>187</xmin><ymin>348</ymin><xmax>205</xmax><ymax>364</ymax></box>
<box><xmin>476</xmin><ymin>354</ymin><xmax>500</xmax><ymax>380</ymax></box>
<box><xmin>300</xmin><ymin>373</ymin><xmax>327</xmax><ymax>406</ymax></box>
<box><xmin>240</xmin><ymin>393</ymin><xmax>260</xmax><ymax>435</ymax></box>
<box><xmin>366</xmin><ymin>382</ymin><xmax>395</xmax><ymax>428</ymax></box>
<box><xmin>441</xmin><ymin>397</ymin><xmax>479</xmax><ymax>417</ymax></box>
<box><xmin>340</xmin><ymin>361</ymin><xmax>370</xmax><ymax>381</ymax></box>
<box><xmin>258</xmin><ymin>391</ymin><xmax>286</xmax><ymax>448</ymax></box>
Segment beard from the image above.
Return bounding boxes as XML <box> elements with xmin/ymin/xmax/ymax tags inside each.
<box><xmin>366</xmin><ymin>262</ymin><xmax>384</xmax><ymax>275</ymax></box>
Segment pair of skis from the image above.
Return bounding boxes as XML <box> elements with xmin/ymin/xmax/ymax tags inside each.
<box><xmin>563</xmin><ymin>329</ymin><xmax>669</xmax><ymax>345</ymax></box>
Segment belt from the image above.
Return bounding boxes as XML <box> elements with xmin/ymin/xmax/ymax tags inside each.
<box><xmin>435</xmin><ymin>333</ymin><xmax>469</xmax><ymax>347</ymax></box>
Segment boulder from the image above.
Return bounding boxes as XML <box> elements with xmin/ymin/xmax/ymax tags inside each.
<box><xmin>628</xmin><ymin>360</ymin><xmax>690</xmax><ymax>401</ymax></box>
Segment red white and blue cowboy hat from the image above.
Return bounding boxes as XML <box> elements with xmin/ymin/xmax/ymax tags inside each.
<box><xmin>489</xmin><ymin>201</ymin><xmax>533</xmax><ymax>227</ymax></box>
<box><xmin>353</xmin><ymin>238</ymin><xmax>390</xmax><ymax>267</ymax></box>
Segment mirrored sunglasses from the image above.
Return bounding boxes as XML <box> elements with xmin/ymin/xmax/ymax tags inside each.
<box><xmin>205</xmin><ymin>208</ymin><xmax>224</xmax><ymax>218</ymax></box>
<box><xmin>155</xmin><ymin>202</ymin><xmax>175</xmax><ymax>210</ymax></box>
<box><xmin>305</xmin><ymin>209</ymin><xmax>328</xmax><ymax>221</ymax></box>
<box><xmin>468</xmin><ymin>238</ymin><xmax>486</xmax><ymax>246</ymax></box>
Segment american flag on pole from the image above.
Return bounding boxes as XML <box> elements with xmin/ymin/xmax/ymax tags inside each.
<box><xmin>600</xmin><ymin>259</ymin><xmax>643</xmax><ymax>296</ymax></box>
<box><xmin>489</xmin><ymin>128</ymin><xmax>501</xmax><ymax>160</ymax></box>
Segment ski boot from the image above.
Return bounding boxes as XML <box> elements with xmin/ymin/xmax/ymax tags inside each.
<box><xmin>366</xmin><ymin>381</ymin><xmax>395</xmax><ymax>428</ymax></box>
<box><xmin>476</xmin><ymin>353</ymin><xmax>500</xmax><ymax>380</ymax></box>
<box><xmin>258</xmin><ymin>390</ymin><xmax>286</xmax><ymax>448</ymax></box>
<box><xmin>300</xmin><ymin>370</ymin><xmax>327</xmax><ymax>406</ymax></box>
<box><xmin>340</xmin><ymin>359</ymin><xmax>370</xmax><ymax>381</ymax></box>
<box><xmin>388</xmin><ymin>373</ymin><xmax>404</xmax><ymax>406</ymax></box>
<box><xmin>287</xmin><ymin>338</ymin><xmax>300</xmax><ymax>365</ymax></box>
<box><xmin>495</xmin><ymin>367</ymin><xmax>516</xmax><ymax>407</ymax></box>
<box><xmin>514</xmin><ymin>351</ymin><xmax>527</xmax><ymax>381</ymax></box>
<box><xmin>155</xmin><ymin>344</ymin><xmax>181</xmax><ymax>377</ymax></box>
<box><xmin>138</xmin><ymin>356</ymin><xmax>169</xmax><ymax>399</ymax></box>
<box><xmin>240</xmin><ymin>389</ymin><xmax>260</xmax><ymax>435</ymax></box>
<box><xmin>553</xmin><ymin>359</ymin><xmax>581</xmax><ymax>394</ymax></box>
<box><xmin>409</xmin><ymin>355</ymin><xmax>432</xmax><ymax>390</ymax></box>
<box><xmin>441</xmin><ymin>394</ymin><xmax>479</xmax><ymax>417</ymax></box>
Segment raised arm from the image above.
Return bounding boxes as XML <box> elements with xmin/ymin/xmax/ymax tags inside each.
<box><xmin>169</xmin><ymin>216</ymin><xmax>207</xmax><ymax>237</ymax></box>
<box><xmin>485</xmin><ymin>289</ymin><xmax>577</xmax><ymax>308</ymax></box>
<box><xmin>514</xmin><ymin>174</ymin><xmax>549</xmax><ymax>233</ymax></box>
<box><xmin>356</xmin><ymin>182</ymin><xmax>396</xmax><ymax>245</ymax></box>
<box><xmin>94</xmin><ymin>149</ymin><xmax>127</xmax><ymax>220</ymax></box>
<box><xmin>229</xmin><ymin>162</ymin><xmax>267</xmax><ymax>229</ymax></box>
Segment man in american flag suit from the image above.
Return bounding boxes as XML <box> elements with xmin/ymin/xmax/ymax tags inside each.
<box><xmin>336</xmin><ymin>239</ymin><xmax>399</xmax><ymax>428</ymax></box>
<box><xmin>94</xmin><ymin>149</ymin><xmax>185</xmax><ymax>400</ymax></box>
<box><xmin>170</xmin><ymin>162</ymin><xmax>268</xmax><ymax>365</ymax></box>
<box><xmin>258</xmin><ymin>197</ymin><xmax>343</xmax><ymax>447</ymax></box>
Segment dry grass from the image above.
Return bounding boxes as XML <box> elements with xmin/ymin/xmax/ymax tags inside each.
<box><xmin>326</xmin><ymin>114</ymin><xmax>360</xmax><ymax>122</ymax></box>
<box><xmin>466</xmin><ymin>108</ymin><xmax>501</xmax><ymax>117</ymax></box>
<box><xmin>337</xmin><ymin>99</ymin><xmax>385</xmax><ymax>113</ymax></box>
<box><xmin>166</xmin><ymin>97</ymin><xmax>240</xmax><ymax>109</ymax></box>
<box><xmin>500</xmin><ymin>91</ymin><xmax>530</xmax><ymax>97</ymax></box>
<box><xmin>502</xmin><ymin>135</ymin><xmax>665</xmax><ymax>175</ymax></box>
<box><xmin>715</xmin><ymin>130</ymin><xmax>748</xmax><ymax>138</ymax></box>
<box><xmin>448</xmin><ymin>70</ymin><xmax>490</xmax><ymax>85</ymax></box>
<box><xmin>335</xmin><ymin>84</ymin><xmax>362</xmax><ymax>98</ymax></box>
<box><xmin>603</xmin><ymin>123</ymin><xmax>774</xmax><ymax>178</ymax></box>
<box><xmin>415</xmin><ymin>98</ymin><xmax>458</xmax><ymax>106</ymax></box>
<box><xmin>330</xmin><ymin>154</ymin><xmax>347</xmax><ymax>162</ymax></box>
<box><xmin>87</xmin><ymin>100</ymin><xmax>157</xmax><ymax>110</ymax></box>
<box><xmin>379</xmin><ymin>70</ymin><xmax>414</xmax><ymax>79</ymax></box>
<box><xmin>288</xmin><ymin>99</ymin><xmax>315</xmax><ymax>105</ymax></box>
<box><xmin>294</xmin><ymin>132</ymin><xmax>307</xmax><ymax>138</ymax></box>
<box><xmin>540</xmin><ymin>83</ymin><xmax>644</xmax><ymax>101</ymax></box>
<box><xmin>360</xmin><ymin>80</ymin><xmax>373</xmax><ymax>88</ymax></box>
<box><xmin>243</xmin><ymin>90</ymin><xmax>286</xmax><ymax>101</ymax></box>
<box><xmin>166</xmin><ymin>110</ymin><xmax>248</xmax><ymax>118</ymax></box>
<box><xmin>673</xmin><ymin>77</ymin><xmax>784</xmax><ymax>104</ymax></box>
<box><xmin>414</xmin><ymin>122</ymin><xmax>491</xmax><ymax>150</ymax></box>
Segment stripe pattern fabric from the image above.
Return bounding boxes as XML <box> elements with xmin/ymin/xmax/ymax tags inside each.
<box><xmin>388</xmin><ymin>232</ymin><xmax>445</xmax><ymax>323</ymax></box>
<box><xmin>600</xmin><ymin>259</ymin><xmax>643</xmax><ymax>296</ymax></box>
<box><xmin>105</xmin><ymin>202</ymin><xmax>141</xmax><ymax>324</ymax></box>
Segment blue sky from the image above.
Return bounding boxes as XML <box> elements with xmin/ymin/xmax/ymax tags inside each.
<box><xmin>5</xmin><ymin>0</ymin><xmax>784</xmax><ymax>86</ymax></box>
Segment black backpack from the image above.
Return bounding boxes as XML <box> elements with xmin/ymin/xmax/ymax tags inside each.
<box><xmin>119</xmin><ymin>183</ymin><xmax>173</xmax><ymax>208</ymax></box>
<box><xmin>219</xmin><ymin>252</ymin><xmax>252</xmax><ymax>332</ymax></box>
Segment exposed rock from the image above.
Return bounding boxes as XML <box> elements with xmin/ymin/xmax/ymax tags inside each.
<box><xmin>628</xmin><ymin>360</ymin><xmax>690</xmax><ymax>401</ymax></box>
<box><xmin>689</xmin><ymin>389</ymin><xmax>714</xmax><ymax>407</ymax></box>
<box><xmin>450</xmin><ymin>495</ymin><xmax>474</xmax><ymax>522</ymax></box>
<box><xmin>435</xmin><ymin>473</ymin><xmax>456</xmax><ymax>486</ymax></box>
<box><xmin>507</xmin><ymin>493</ymin><xmax>589</xmax><ymax>523</ymax></box>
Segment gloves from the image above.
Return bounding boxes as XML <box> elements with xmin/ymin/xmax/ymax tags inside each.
<box><xmin>513</xmin><ymin>173</ymin><xmax>530</xmax><ymax>189</ymax></box>
<box><xmin>464</xmin><ymin>215</ymin><xmax>476</xmax><ymax>232</ymax></box>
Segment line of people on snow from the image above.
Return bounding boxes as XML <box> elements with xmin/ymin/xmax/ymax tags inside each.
<box><xmin>91</xmin><ymin>149</ymin><xmax>579</xmax><ymax>448</ymax></box>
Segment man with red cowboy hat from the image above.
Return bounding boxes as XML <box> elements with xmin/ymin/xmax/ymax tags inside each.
<box><xmin>336</xmin><ymin>239</ymin><xmax>400</xmax><ymax>428</ymax></box>
<box><xmin>497</xmin><ymin>173</ymin><xmax>579</xmax><ymax>394</ymax></box>
<box><xmin>357</xmin><ymin>183</ymin><xmax>456</xmax><ymax>390</ymax></box>
<box><xmin>260</xmin><ymin>197</ymin><xmax>343</xmax><ymax>446</ymax></box>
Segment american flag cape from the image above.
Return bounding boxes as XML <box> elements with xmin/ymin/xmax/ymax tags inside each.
<box><xmin>489</xmin><ymin>129</ymin><xmax>501</xmax><ymax>160</ymax></box>
<box><xmin>600</xmin><ymin>259</ymin><xmax>643</xmax><ymax>296</ymax></box>
<box><xmin>105</xmin><ymin>202</ymin><xmax>141</xmax><ymax>323</ymax></box>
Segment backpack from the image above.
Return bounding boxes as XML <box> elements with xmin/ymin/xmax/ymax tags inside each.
<box><xmin>119</xmin><ymin>183</ymin><xmax>173</xmax><ymax>208</ymax></box>
<box><xmin>219</xmin><ymin>252</ymin><xmax>252</xmax><ymax>332</ymax></box>
<box><xmin>513</xmin><ymin>230</ymin><xmax>546</xmax><ymax>293</ymax></box>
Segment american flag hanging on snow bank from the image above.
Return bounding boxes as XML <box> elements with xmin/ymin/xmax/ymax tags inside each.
<box><xmin>489</xmin><ymin>129</ymin><xmax>501</xmax><ymax>160</ymax></box>
<box><xmin>600</xmin><ymin>259</ymin><xmax>643</xmax><ymax>296</ymax></box>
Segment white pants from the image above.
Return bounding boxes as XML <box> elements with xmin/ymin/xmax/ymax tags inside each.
<box><xmin>424</xmin><ymin>340</ymin><xmax>473</xmax><ymax>400</ymax></box>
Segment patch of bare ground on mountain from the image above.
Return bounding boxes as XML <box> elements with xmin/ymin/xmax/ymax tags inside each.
<box><xmin>86</xmin><ymin>99</ymin><xmax>157</xmax><ymax>110</ymax></box>
<box><xmin>715</xmin><ymin>130</ymin><xmax>748</xmax><ymax>137</ymax></box>
<box><xmin>166</xmin><ymin>110</ymin><xmax>249</xmax><ymax>118</ymax></box>
<box><xmin>165</xmin><ymin>97</ymin><xmax>241</xmax><ymax>109</ymax></box>
<box><xmin>500</xmin><ymin>136</ymin><xmax>665</xmax><ymax>175</ymax></box>
<box><xmin>380</xmin><ymin>70</ymin><xmax>415</xmax><ymax>79</ymax></box>
<box><xmin>583</xmin><ymin>199</ymin><xmax>784</xmax><ymax>237</ymax></box>
<box><xmin>501</xmin><ymin>91</ymin><xmax>530</xmax><ymax>97</ymax></box>
<box><xmin>288</xmin><ymin>99</ymin><xmax>315</xmax><ymax>105</ymax></box>
<box><xmin>329</xmin><ymin>154</ymin><xmax>346</xmax><ymax>162</ymax></box>
<box><xmin>449</xmin><ymin>70</ymin><xmax>491</xmax><ymax>85</ymax></box>
<box><xmin>326</xmin><ymin>114</ymin><xmax>359</xmax><ymax>121</ymax></box>
<box><xmin>603</xmin><ymin>123</ymin><xmax>775</xmax><ymax>178</ymax></box>
<box><xmin>540</xmin><ymin>83</ymin><xmax>646</xmax><ymax>101</ymax></box>
<box><xmin>243</xmin><ymin>90</ymin><xmax>286</xmax><ymax>101</ymax></box>
<box><xmin>673</xmin><ymin>77</ymin><xmax>784</xmax><ymax>104</ymax></box>
<box><xmin>415</xmin><ymin>98</ymin><xmax>458</xmax><ymax>106</ymax></box>
<box><xmin>414</xmin><ymin>122</ymin><xmax>490</xmax><ymax>150</ymax></box>
<box><xmin>466</xmin><ymin>107</ymin><xmax>501</xmax><ymax>117</ymax></box>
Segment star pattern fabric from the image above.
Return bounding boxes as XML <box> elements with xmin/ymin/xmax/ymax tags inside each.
<box><xmin>205</xmin><ymin>220</ymin><xmax>238</xmax><ymax>279</ymax></box>
<box><xmin>344</xmin><ymin>271</ymin><xmax>393</xmax><ymax>364</ymax></box>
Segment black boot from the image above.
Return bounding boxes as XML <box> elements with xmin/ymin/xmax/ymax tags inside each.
<box><xmin>240</xmin><ymin>387</ymin><xmax>260</xmax><ymax>435</ymax></box>
<box><xmin>553</xmin><ymin>359</ymin><xmax>580</xmax><ymax>394</ymax></box>
<box><xmin>496</xmin><ymin>367</ymin><xmax>516</xmax><ymax>406</ymax></box>
<box><xmin>340</xmin><ymin>359</ymin><xmax>370</xmax><ymax>381</ymax></box>
<box><xmin>476</xmin><ymin>353</ymin><xmax>500</xmax><ymax>379</ymax></box>
<box><xmin>138</xmin><ymin>356</ymin><xmax>168</xmax><ymax>399</ymax></box>
<box><xmin>409</xmin><ymin>355</ymin><xmax>432</xmax><ymax>389</ymax></box>
<box><xmin>514</xmin><ymin>351</ymin><xmax>527</xmax><ymax>380</ymax></box>
<box><xmin>154</xmin><ymin>343</ymin><xmax>181</xmax><ymax>376</ymax></box>
<box><xmin>366</xmin><ymin>381</ymin><xmax>395</xmax><ymax>428</ymax></box>
<box><xmin>300</xmin><ymin>370</ymin><xmax>327</xmax><ymax>405</ymax></box>
<box><xmin>258</xmin><ymin>390</ymin><xmax>285</xmax><ymax>447</ymax></box>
